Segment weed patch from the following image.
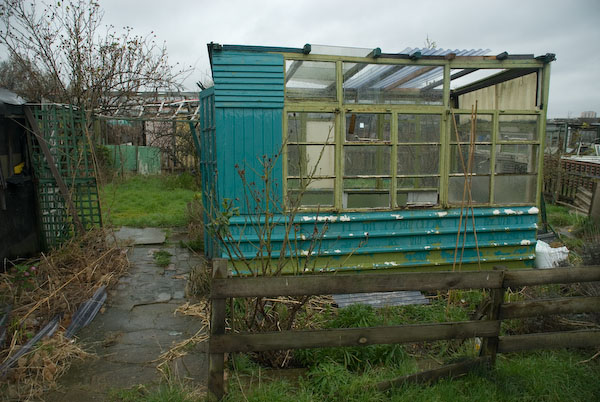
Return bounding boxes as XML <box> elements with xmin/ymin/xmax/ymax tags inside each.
<box><xmin>153</xmin><ymin>250</ymin><xmax>172</xmax><ymax>267</ymax></box>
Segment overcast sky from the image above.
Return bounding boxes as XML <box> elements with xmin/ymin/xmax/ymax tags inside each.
<box><xmin>70</xmin><ymin>0</ymin><xmax>600</xmax><ymax>117</ymax></box>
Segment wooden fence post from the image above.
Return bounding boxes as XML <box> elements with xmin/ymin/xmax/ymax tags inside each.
<box><xmin>480</xmin><ymin>266</ymin><xmax>505</xmax><ymax>366</ymax></box>
<box><xmin>208</xmin><ymin>259</ymin><xmax>227</xmax><ymax>401</ymax></box>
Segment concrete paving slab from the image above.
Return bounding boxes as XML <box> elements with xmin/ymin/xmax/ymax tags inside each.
<box><xmin>45</xmin><ymin>241</ymin><xmax>208</xmax><ymax>401</ymax></box>
<box><xmin>114</xmin><ymin>227</ymin><xmax>166</xmax><ymax>245</ymax></box>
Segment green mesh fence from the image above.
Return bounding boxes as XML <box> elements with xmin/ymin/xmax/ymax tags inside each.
<box><xmin>30</xmin><ymin>105</ymin><xmax>102</xmax><ymax>249</ymax></box>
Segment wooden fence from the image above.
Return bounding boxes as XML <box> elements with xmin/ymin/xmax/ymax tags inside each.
<box><xmin>544</xmin><ymin>155</ymin><xmax>600</xmax><ymax>211</ymax></box>
<box><xmin>208</xmin><ymin>260</ymin><xmax>600</xmax><ymax>400</ymax></box>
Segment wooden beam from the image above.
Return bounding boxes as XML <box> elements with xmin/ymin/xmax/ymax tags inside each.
<box><xmin>498</xmin><ymin>330</ymin><xmax>600</xmax><ymax>353</ymax></box>
<box><xmin>376</xmin><ymin>356</ymin><xmax>491</xmax><ymax>391</ymax></box>
<box><xmin>500</xmin><ymin>296</ymin><xmax>600</xmax><ymax>319</ymax></box>
<box><xmin>24</xmin><ymin>107</ymin><xmax>85</xmax><ymax>235</ymax></box>
<box><xmin>210</xmin><ymin>270</ymin><xmax>504</xmax><ymax>298</ymax></box>
<box><xmin>480</xmin><ymin>268</ymin><xmax>505</xmax><ymax>364</ymax></box>
<box><xmin>503</xmin><ymin>267</ymin><xmax>600</xmax><ymax>288</ymax></box>
<box><xmin>208</xmin><ymin>259</ymin><xmax>227</xmax><ymax>401</ymax></box>
<box><xmin>451</xmin><ymin>68</ymin><xmax>538</xmax><ymax>97</ymax></box>
<box><xmin>209</xmin><ymin>320</ymin><xmax>500</xmax><ymax>353</ymax></box>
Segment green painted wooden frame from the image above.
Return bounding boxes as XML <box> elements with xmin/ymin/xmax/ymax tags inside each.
<box><xmin>279</xmin><ymin>50</ymin><xmax>551</xmax><ymax>212</ymax></box>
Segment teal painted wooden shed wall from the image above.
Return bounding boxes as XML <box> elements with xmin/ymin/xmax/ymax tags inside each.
<box><xmin>212</xmin><ymin>51</ymin><xmax>284</xmax><ymax>108</ymax></box>
<box><xmin>198</xmin><ymin>87</ymin><xmax>217</xmax><ymax>258</ymax></box>
<box><xmin>199</xmin><ymin>50</ymin><xmax>285</xmax><ymax>258</ymax></box>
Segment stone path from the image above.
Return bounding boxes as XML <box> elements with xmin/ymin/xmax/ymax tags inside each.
<box><xmin>45</xmin><ymin>229</ymin><xmax>208</xmax><ymax>401</ymax></box>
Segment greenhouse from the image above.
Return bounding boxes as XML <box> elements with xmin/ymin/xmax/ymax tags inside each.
<box><xmin>197</xmin><ymin>43</ymin><xmax>555</xmax><ymax>273</ymax></box>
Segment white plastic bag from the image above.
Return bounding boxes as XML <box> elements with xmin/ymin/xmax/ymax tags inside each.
<box><xmin>535</xmin><ymin>240</ymin><xmax>569</xmax><ymax>269</ymax></box>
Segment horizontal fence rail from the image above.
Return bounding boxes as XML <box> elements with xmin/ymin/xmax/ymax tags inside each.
<box><xmin>210</xmin><ymin>320</ymin><xmax>500</xmax><ymax>354</ymax></box>
<box><xmin>208</xmin><ymin>262</ymin><xmax>600</xmax><ymax>400</ymax></box>
<box><xmin>210</xmin><ymin>270</ymin><xmax>504</xmax><ymax>298</ymax></box>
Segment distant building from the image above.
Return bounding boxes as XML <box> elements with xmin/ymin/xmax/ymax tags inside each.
<box><xmin>581</xmin><ymin>111</ymin><xmax>597</xmax><ymax>119</ymax></box>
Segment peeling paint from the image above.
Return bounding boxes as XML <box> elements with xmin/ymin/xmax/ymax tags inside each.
<box><xmin>383</xmin><ymin>261</ymin><xmax>398</xmax><ymax>266</ymax></box>
<box><xmin>437</xmin><ymin>211</ymin><xmax>448</xmax><ymax>217</ymax></box>
<box><xmin>300</xmin><ymin>234</ymin><xmax>306</xmax><ymax>241</ymax></box>
<box><xmin>340</xmin><ymin>215</ymin><xmax>351</xmax><ymax>222</ymax></box>
<box><xmin>493</xmin><ymin>209</ymin><xmax>501</xmax><ymax>215</ymax></box>
<box><xmin>520</xmin><ymin>239</ymin><xmax>531</xmax><ymax>245</ymax></box>
<box><xmin>503</xmin><ymin>209</ymin><xmax>517</xmax><ymax>215</ymax></box>
<box><xmin>391</xmin><ymin>214</ymin><xmax>404</xmax><ymax>220</ymax></box>
<box><xmin>334</xmin><ymin>249</ymin><xmax>341</xmax><ymax>253</ymax></box>
<box><xmin>302</xmin><ymin>215</ymin><xmax>339</xmax><ymax>222</ymax></box>
<box><xmin>528</xmin><ymin>207</ymin><xmax>539</xmax><ymax>214</ymax></box>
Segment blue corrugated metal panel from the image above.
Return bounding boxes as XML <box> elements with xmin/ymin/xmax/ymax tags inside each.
<box><xmin>212</xmin><ymin>51</ymin><xmax>284</xmax><ymax>108</ymax></box>
<box><xmin>219</xmin><ymin>206</ymin><xmax>539</xmax><ymax>272</ymax></box>
<box><xmin>215</xmin><ymin>107</ymin><xmax>283</xmax><ymax>214</ymax></box>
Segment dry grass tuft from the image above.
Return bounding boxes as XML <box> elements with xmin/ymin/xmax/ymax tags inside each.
<box><xmin>0</xmin><ymin>228</ymin><xmax>129</xmax><ymax>399</ymax></box>
<box><xmin>2</xmin><ymin>334</ymin><xmax>91</xmax><ymax>401</ymax></box>
<box><xmin>154</xmin><ymin>301</ymin><xmax>210</xmax><ymax>378</ymax></box>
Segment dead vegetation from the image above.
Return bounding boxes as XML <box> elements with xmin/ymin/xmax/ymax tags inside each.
<box><xmin>0</xmin><ymin>228</ymin><xmax>129</xmax><ymax>400</ymax></box>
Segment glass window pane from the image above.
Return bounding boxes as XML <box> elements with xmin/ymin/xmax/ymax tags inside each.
<box><xmin>286</xmin><ymin>61</ymin><xmax>336</xmax><ymax>101</ymax></box>
<box><xmin>494</xmin><ymin>175</ymin><xmax>536</xmax><ymax>204</ymax></box>
<box><xmin>288</xmin><ymin>179</ymin><xmax>334</xmax><ymax>207</ymax></box>
<box><xmin>287</xmin><ymin>112</ymin><xmax>335</xmax><ymax>143</ymax></box>
<box><xmin>398</xmin><ymin>114</ymin><xmax>441</xmax><ymax>143</ymax></box>
<box><xmin>397</xmin><ymin>191</ymin><xmax>438</xmax><ymax>207</ymax></box>
<box><xmin>449</xmin><ymin>176</ymin><xmax>490</xmax><ymax>204</ymax></box>
<box><xmin>344</xmin><ymin>146</ymin><xmax>391</xmax><ymax>176</ymax></box>
<box><xmin>287</xmin><ymin>145</ymin><xmax>334</xmax><ymax>177</ymax></box>
<box><xmin>345</xmin><ymin>192</ymin><xmax>389</xmax><ymax>208</ymax></box>
<box><xmin>451</xmin><ymin>114</ymin><xmax>492</xmax><ymax>142</ymax></box>
<box><xmin>397</xmin><ymin>145</ymin><xmax>439</xmax><ymax>175</ymax></box>
<box><xmin>450</xmin><ymin>145</ymin><xmax>491</xmax><ymax>174</ymax></box>
<box><xmin>344</xmin><ymin>178</ymin><xmax>390</xmax><ymax>190</ymax></box>
<box><xmin>499</xmin><ymin>115</ymin><xmax>538</xmax><ymax>141</ymax></box>
<box><xmin>345</xmin><ymin>113</ymin><xmax>390</xmax><ymax>142</ymax></box>
<box><xmin>397</xmin><ymin>177</ymin><xmax>439</xmax><ymax>189</ymax></box>
<box><xmin>343</xmin><ymin>63</ymin><xmax>443</xmax><ymax>105</ymax></box>
<box><xmin>495</xmin><ymin>145</ymin><xmax>538</xmax><ymax>174</ymax></box>
<box><xmin>343</xmin><ymin>178</ymin><xmax>390</xmax><ymax>208</ymax></box>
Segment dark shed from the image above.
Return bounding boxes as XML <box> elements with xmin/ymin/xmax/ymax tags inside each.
<box><xmin>0</xmin><ymin>89</ymin><xmax>42</xmax><ymax>265</ymax></box>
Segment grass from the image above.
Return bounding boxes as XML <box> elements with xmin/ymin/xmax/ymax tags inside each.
<box><xmin>222</xmin><ymin>290</ymin><xmax>600</xmax><ymax>401</ymax></box>
<box><xmin>545</xmin><ymin>204</ymin><xmax>580</xmax><ymax>228</ymax></box>
<box><xmin>109</xmin><ymin>383</ymin><xmax>200</xmax><ymax>402</ymax></box>
<box><xmin>153</xmin><ymin>250</ymin><xmax>172</xmax><ymax>267</ymax></box>
<box><xmin>223</xmin><ymin>349</ymin><xmax>600</xmax><ymax>402</ymax></box>
<box><xmin>100</xmin><ymin>173</ymin><xmax>199</xmax><ymax>227</ymax></box>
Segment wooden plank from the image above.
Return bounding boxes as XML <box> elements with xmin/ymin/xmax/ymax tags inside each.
<box><xmin>208</xmin><ymin>259</ymin><xmax>228</xmax><ymax>401</ymax></box>
<box><xmin>211</xmin><ymin>270</ymin><xmax>504</xmax><ymax>298</ymax></box>
<box><xmin>209</xmin><ymin>320</ymin><xmax>500</xmax><ymax>353</ymax></box>
<box><xmin>24</xmin><ymin>107</ymin><xmax>85</xmax><ymax>235</ymax></box>
<box><xmin>498</xmin><ymin>330</ymin><xmax>600</xmax><ymax>353</ymax></box>
<box><xmin>500</xmin><ymin>296</ymin><xmax>600</xmax><ymax>319</ymax></box>
<box><xmin>376</xmin><ymin>356</ymin><xmax>491</xmax><ymax>391</ymax></box>
<box><xmin>503</xmin><ymin>267</ymin><xmax>600</xmax><ymax>288</ymax></box>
